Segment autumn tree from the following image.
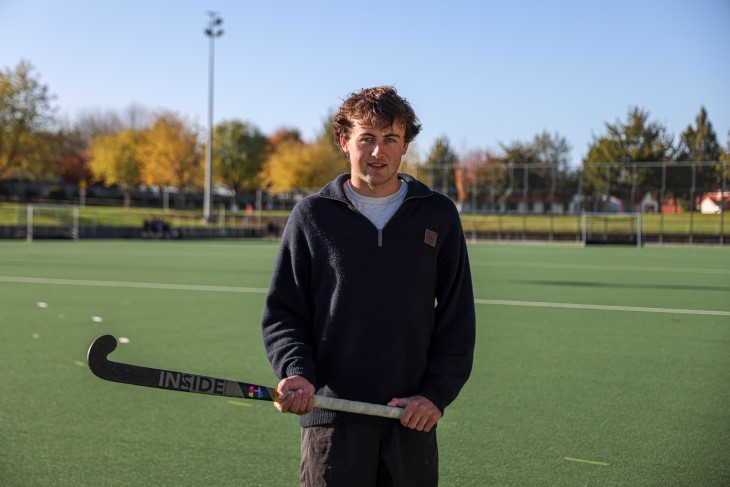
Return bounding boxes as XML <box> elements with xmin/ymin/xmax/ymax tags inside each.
<box><xmin>0</xmin><ymin>60</ymin><xmax>56</xmax><ymax>179</ymax></box>
<box><xmin>213</xmin><ymin>120</ymin><xmax>270</xmax><ymax>205</ymax></box>
<box><xmin>261</xmin><ymin>139</ymin><xmax>347</xmax><ymax>193</ymax></box>
<box><xmin>88</xmin><ymin>129</ymin><xmax>144</xmax><ymax>206</ymax></box>
<box><xmin>454</xmin><ymin>149</ymin><xmax>490</xmax><ymax>209</ymax></box>
<box><xmin>268</xmin><ymin>127</ymin><xmax>302</xmax><ymax>151</ymax></box>
<box><xmin>51</xmin><ymin>129</ymin><xmax>92</xmax><ymax>184</ymax></box>
<box><xmin>260</xmin><ymin>118</ymin><xmax>347</xmax><ymax>194</ymax></box>
<box><xmin>139</xmin><ymin>112</ymin><xmax>201</xmax><ymax>207</ymax></box>
<box><xmin>69</xmin><ymin>104</ymin><xmax>152</xmax><ymax>191</ymax></box>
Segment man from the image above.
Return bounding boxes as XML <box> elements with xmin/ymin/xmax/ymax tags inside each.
<box><xmin>262</xmin><ymin>86</ymin><xmax>476</xmax><ymax>486</ymax></box>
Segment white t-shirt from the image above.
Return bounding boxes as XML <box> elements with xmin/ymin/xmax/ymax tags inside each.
<box><xmin>343</xmin><ymin>179</ymin><xmax>408</xmax><ymax>230</ymax></box>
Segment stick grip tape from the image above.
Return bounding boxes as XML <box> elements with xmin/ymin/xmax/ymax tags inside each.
<box><xmin>313</xmin><ymin>395</ymin><xmax>404</xmax><ymax>419</ymax></box>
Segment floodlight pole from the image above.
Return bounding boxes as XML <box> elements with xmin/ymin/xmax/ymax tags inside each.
<box><xmin>203</xmin><ymin>12</ymin><xmax>223</xmax><ymax>222</ymax></box>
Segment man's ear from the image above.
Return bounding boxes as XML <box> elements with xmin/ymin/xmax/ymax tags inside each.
<box><xmin>339</xmin><ymin>135</ymin><xmax>349</xmax><ymax>153</ymax></box>
<box><xmin>402</xmin><ymin>142</ymin><xmax>409</xmax><ymax>156</ymax></box>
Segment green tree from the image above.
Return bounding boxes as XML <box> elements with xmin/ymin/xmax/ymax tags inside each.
<box><xmin>424</xmin><ymin>136</ymin><xmax>457</xmax><ymax>194</ymax></box>
<box><xmin>674</xmin><ymin>107</ymin><xmax>724</xmax><ymax>191</ymax></box>
<box><xmin>676</xmin><ymin>107</ymin><xmax>721</xmax><ymax>162</ymax></box>
<box><xmin>532</xmin><ymin>131</ymin><xmax>576</xmax><ymax>208</ymax></box>
<box><xmin>493</xmin><ymin>131</ymin><xmax>573</xmax><ymax>209</ymax></box>
<box><xmin>213</xmin><ymin>120</ymin><xmax>270</xmax><ymax>205</ymax></box>
<box><xmin>533</xmin><ymin>131</ymin><xmax>571</xmax><ymax>170</ymax></box>
<box><xmin>499</xmin><ymin>140</ymin><xmax>537</xmax><ymax>165</ymax></box>
<box><xmin>493</xmin><ymin>140</ymin><xmax>538</xmax><ymax>206</ymax></box>
<box><xmin>398</xmin><ymin>142</ymin><xmax>422</xmax><ymax>178</ymax></box>
<box><xmin>0</xmin><ymin>60</ymin><xmax>56</xmax><ymax>179</ymax></box>
<box><xmin>582</xmin><ymin>107</ymin><xmax>674</xmax><ymax>196</ymax></box>
<box><xmin>720</xmin><ymin>130</ymin><xmax>730</xmax><ymax>183</ymax></box>
<box><xmin>88</xmin><ymin>129</ymin><xmax>143</xmax><ymax>207</ymax></box>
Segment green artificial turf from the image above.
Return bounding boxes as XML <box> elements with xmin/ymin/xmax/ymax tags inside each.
<box><xmin>0</xmin><ymin>240</ymin><xmax>728</xmax><ymax>486</ymax></box>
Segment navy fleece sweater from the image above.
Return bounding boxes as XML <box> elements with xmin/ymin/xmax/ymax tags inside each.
<box><xmin>261</xmin><ymin>173</ymin><xmax>476</xmax><ymax>427</ymax></box>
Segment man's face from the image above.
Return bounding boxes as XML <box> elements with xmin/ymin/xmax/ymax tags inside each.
<box><xmin>340</xmin><ymin>120</ymin><xmax>409</xmax><ymax>197</ymax></box>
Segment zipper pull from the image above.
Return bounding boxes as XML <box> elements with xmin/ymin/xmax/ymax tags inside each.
<box><xmin>378</xmin><ymin>230</ymin><xmax>383</xmax><ymax>247</ymax></box>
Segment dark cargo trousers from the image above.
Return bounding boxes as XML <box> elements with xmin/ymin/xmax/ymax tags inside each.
<box><xmin>301</xmin><ymin>422</ymin><xmax>438</xmax><ymax>487</ymax></box>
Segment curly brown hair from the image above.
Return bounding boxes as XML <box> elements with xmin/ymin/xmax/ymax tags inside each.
<box><xmin>333</xmin><ymin>86</ymin><xmax>422</xmax><ymax>146</ymax></box>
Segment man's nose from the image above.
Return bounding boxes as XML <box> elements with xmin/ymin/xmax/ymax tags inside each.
<box><xmin>372</xmin><ymin>142</ymin><xmax>384</xmax><ymax>158</ymax></box>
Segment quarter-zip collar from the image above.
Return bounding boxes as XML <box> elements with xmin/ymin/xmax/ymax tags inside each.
<box><xmin>318</xmin><ymin>173</ymin><xmax>433</xmax><ymax>247</ymax></box>
<box><xmin>318</xmin><ymin>173</ymin><xmax>433</xmax><ymax>205</ymax></box>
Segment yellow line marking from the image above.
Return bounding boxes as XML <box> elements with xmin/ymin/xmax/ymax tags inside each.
<box><xmin>227</xmin><ymin>400</ymin><xmax>252</xmax><ymax>407</ymax></box>
<box><xmin>563</xmin><ymin>457</ymin><xmax>610</xmax><ymax>466</ymax></box>
<box><xmin>73</xmin><ymin>360</ymin><xmax>85</xmax><ymax>367</ymax></box>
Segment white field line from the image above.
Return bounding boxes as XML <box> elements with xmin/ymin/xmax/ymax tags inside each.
<box><xmin>471</xmin><ymin>261</ymin><xmax>730</xmax><ymax>276</ymax></box>
<box><xmin>0</xmin><ymin>276</ymin><xmax>268</xmax><ymax>294</ymax></box>
<box><xmin>475</xmin><ymin>299</ymin><xmax>730</xmax><ymax>317</ymax></box>
<box><xmin>3</xmin><ymin>275</ymin><xmax>728</xmax><ymax>317</ymax></box>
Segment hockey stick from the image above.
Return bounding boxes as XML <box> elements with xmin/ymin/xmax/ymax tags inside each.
<box><xmin>87</xmin><ymin>334</ymin><xmax>403</xmax><ymax>419</ymax></box>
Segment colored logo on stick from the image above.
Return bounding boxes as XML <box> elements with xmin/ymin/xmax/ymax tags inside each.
<box><xmin>248</xmin><ymin>385</ymin><xmax>263</xmax><ymax>398</ymax></box>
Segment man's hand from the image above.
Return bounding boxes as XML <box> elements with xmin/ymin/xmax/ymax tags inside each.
<box><xmin>275</xmin><ymin>376</ymin><xmax>315</xmax><ymax>415</ymax></box>
<box><xmin>387</xmin><ymin>395</ymin><xmax>442</xmax><ymax>432</ymax></box>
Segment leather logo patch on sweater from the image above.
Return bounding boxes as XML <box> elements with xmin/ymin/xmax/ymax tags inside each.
<box><xmin>424</xmin><ymin>228</ymin><xmax>438</xmax><ymax>247</ymax></box>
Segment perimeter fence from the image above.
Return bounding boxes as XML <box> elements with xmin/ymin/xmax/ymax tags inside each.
<box><xmin>265</xmin><ymin>161</ymin><xmax>729</xmax><ymax>245</ymax></box>
<box><xmin>442</xmin><ymin>160</ymin><xmax>729</xmax><ymax>245</ymax></box>
<box><xmin>1</xmin><ymin>161</ymin><xmax>728</xmax><ymax>245</ymax></box>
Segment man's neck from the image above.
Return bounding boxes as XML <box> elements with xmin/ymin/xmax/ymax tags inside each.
<box><xmin>349</xmin><ymin>178</ymin><xmax>402</xmax><ymax>198</ymax></box>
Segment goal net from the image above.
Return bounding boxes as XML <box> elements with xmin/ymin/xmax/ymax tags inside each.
<box><xmin>581</xmin><ymin>212</ymin><xmax>642</xmax><ymax>247</ymax></box>
<box><xmin>20</xmin><ymin>204</ymin><xmax>79</xmax><ymax>242</ymax></box>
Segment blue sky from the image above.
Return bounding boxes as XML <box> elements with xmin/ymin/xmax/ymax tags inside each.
<box><xmin>1</xmin><ymin>0</ymin><xmax>728</xmax><ymax>167</ymax></box>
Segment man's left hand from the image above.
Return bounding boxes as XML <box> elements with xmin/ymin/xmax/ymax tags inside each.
<box><xmin>387</xmin><ymin>395</ymin><xmax>442</xmax><ymax>432</ymax></box>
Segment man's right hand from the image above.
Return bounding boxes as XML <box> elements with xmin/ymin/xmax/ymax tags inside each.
<box><xmin>275</xmin><ymin>376</ymin><xmax>315</xmax><ymax>415</ymax></box>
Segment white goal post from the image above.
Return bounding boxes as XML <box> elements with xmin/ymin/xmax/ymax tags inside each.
<box><xmin>23</xmin><ymin>204</ymin><xmax>79</xmax><ymax>242</ymax></box>
<box><xmin>581</xmin><ymin>212</ymin><xmax>643</xmax><ymax>248</ymax></box>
